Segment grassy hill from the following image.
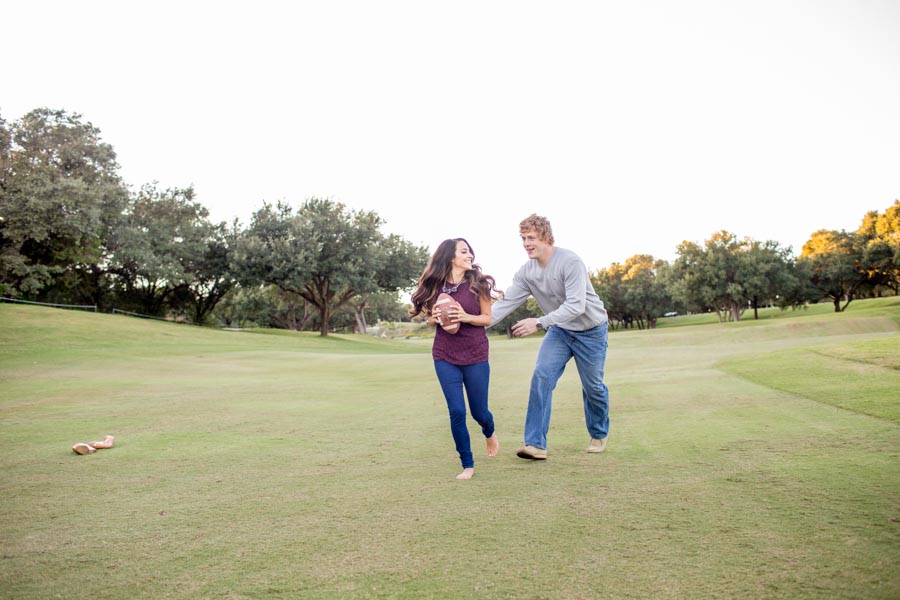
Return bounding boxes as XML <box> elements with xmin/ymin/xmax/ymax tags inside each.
<box><xmin>1</xmin><ymin>299</ymin><xmax>898</xmax><ymax>599</ymax></box>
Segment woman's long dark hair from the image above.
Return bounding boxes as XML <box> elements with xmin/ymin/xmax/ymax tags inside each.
<box><xmin>409</xmin><ymin>238</ymin><xmax>501</xmax><ymax>318</ymax></box>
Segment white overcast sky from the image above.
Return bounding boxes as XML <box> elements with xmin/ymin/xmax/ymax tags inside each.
<box><xmin>4</xmin><ymin>0</ymin><xmax>899</xmax><ymax>289</ymax></box>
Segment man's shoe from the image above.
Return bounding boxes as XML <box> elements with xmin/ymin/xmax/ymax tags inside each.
<box><xmin>516</xmin><ymin>445</ymin><xmax>547</xmax><ymax>460</ymax></box>
<box><xmin>586</xmin><ymin>437</ymin><xmax>607</xmax><ymax>453</ymax></box>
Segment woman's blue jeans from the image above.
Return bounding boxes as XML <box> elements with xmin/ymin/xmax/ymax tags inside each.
<box><xmin>525</xmin><ymin>323</ymin><xmax>610</xmax><ymax>450</ymax></box>
<box><xmin>434</xmin><ymin>360</ymin><xmax>494</xmax><ymax>469</ymax></box>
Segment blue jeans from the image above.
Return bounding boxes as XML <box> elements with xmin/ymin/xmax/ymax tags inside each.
<box><xmin>434</xmin><ymin>360</ymin><xmax>494</xmax><ymax>469</ymax></box>
<box><xmin>525</xmin><ymin>323</ymin><xmax>609</xmax><ymax>449</ymax></box>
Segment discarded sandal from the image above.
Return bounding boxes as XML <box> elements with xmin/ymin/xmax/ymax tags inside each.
<box><xmin>72</xmin><ymin>443</ymin><xmax>96</xmax><ymax>455</ymax></box>
<box><xmin>89</xmin><ymin>435</ymin><xmax>115</xmax><ymax>449</ymax></box>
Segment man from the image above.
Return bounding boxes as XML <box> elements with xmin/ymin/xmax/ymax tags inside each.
<box><xmin>490</xmin><ymin>214</ymin><xmax>610</xmax><ymax>460</ymax></box>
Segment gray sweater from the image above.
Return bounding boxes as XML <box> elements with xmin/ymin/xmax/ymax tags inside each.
<box><xmin>490</xmin><ymin>247</ymin><xmax>608</xmax><ymax>331</ymax></box>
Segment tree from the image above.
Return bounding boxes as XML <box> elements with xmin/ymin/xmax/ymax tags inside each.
<box><xmin>774</xmin><ymin>257</ymin><xmax>819</xmax><ymax>311</ymax></box>
<box><xmin>169</xmin><ymin>220</ymin><xmax>237</xmax><ymax>324</ymax></box>
<box><xmin>668</xmin><ymin>232</ymin><xmax>794</xmax><ymax>322</ymax></box>
<box><xmin>492</xmin><ymin>297</ymin><xmax>541</xmax><ymax>336</ymax></box>
<box><xmin>352</xmin><ymin>233</ymin><xmax>429</xmax><ymax>334</ymax></box>
<box><xmin>799</xmin><ymin>229</ymin><xmax>866</xmax><ymax>312</ymax></box>
<box><xmin>738</xmin><ymin>240</ymin><xmax>796</xmax><ymax>319</ymax></box>
<box><xmin>234</xmin><ymin>198</ymin><xmax>427</xmax><ymax>336</ymax></box>
<box><xmin>215</xmin><ymin>284</ymin><xmax>314</xmax><ymax>330</ymax></box>
<box><xmin>107</xmin><ymin>183</ymin><xmax>224</xmax><ymax>317</ymax></box>
<box><xmin>213</xmin><ymin>284</ymin><xmax>275</xmax><ymax>329</ymax></box>
<box><xmin>654</xmin><ymin>260</ymin><xmax>692</xmax><ymax>316</ymax></box>
<box><xmin>591</xmin><ymin>256</ymin><xmax>674</xmax><ymax>329</ymax></box>
<box><xmin>669</xmin><ymin>232</ymin><xmax>746</xmax><ymax>321</ymax></box>
<box><xmin>0</xmin><ymin>115</ymin><xmax>10</xmax><ymax>297</ymax></box>
<box><xmin>858</xmin><ymin>200</ymin><xmax>900</xmax><ymax>295</ymax></box>
<box><xmin>331</xmin><ymin>290</ymin><xmax>412</xmax><ymax>333</ymax></box>
<box><xmin>0</xmin><ymin>115</ymin><xmax>10</xmax><ymax>169</ymax></box>
<box><xmin>356</xmin><ymin>290</ymin><xmax>412</xmax><ymax>326</ymax></box>
<box><xmin>230</xmin><ymin>201</ymin><xmax>309</xmax><ymax>296</ymax></box>
<box><xmin>0</xmin><ymin>108</ymin><xmax>128</xmax><ymax>303</ymax></box>
<box><xmin>620</xmin><ymin>255</ymin><xmax>672</xmax><ymax>329</ymax></box>
<box><xmin>591</xmin><ymin>263</ymin><xmax>630</xmax><ymax>329</ymax></box>
<box><xmin>230</xmin><ymin>201</ymin><xmax>316</xmax><ymax>330</ymax></box>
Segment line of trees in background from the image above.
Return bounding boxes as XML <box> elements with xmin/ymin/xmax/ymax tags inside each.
<box><xmin>591</xmin><ymin>217</ymin><xmax>899</xmax><ymax>330</ymax></box>
<box><xmin>0</xmin><ymin>109</ymin><xmax>429</xmax><ymax>336</ymax></box>
<box><xmin>2</xmin><ymin>108</ymin><xmax>899</xmax><ymax>334</ymax></box>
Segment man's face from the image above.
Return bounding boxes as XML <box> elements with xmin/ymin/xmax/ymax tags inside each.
<box><xmin>520</xmin><ymin>228</ymin><xmax>552</xmax><ymax>262</ymax></box>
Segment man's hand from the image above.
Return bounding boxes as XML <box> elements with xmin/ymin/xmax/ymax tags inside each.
<box><xmin>511</xmin><ymin>317</ymin><xmax>540</xmax><ymax>337</ymax></box>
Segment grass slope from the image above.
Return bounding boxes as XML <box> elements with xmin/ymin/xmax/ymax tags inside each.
<box><xmin>1</xmin><ymin>301</ymin><xmax>898</xmax><ymax>599</ymax></box>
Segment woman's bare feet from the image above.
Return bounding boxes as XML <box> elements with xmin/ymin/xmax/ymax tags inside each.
<box><xmin>456</xmin><ymin>468</ymin><xmax>474</xmax><ymax>480</ymax></box>
<box><xmin>89</xmin><ymin>435</ymin><xmax>115</xmax><ymax>449</ymax></box>
<box><xmin>72</xmin><ymin>443</ymin><xmax>96</xmax><ymax>455</ymax></box>
<box><xmin>486</xmin><ymin>433</ymin><xmax>499</xmax><ymax>457</ymax></box>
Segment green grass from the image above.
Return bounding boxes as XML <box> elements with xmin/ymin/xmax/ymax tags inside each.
<box><xmin>654</xmin><ymin>296</ymin><xmax>900</xmax><ymax>329</ymax></box>
<box><xmin>1</xmin><ymin>300</ymin><xmax>899</xmax><ymax>599</ymax></box>
<box><xmin>718</xmin><ymin>335</ymin><xmax>900</xmax><ymax>422</ymax></box>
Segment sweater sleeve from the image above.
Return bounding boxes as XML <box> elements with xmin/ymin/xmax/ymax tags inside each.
<box><xmin>488</xmin><ymin>267</ymin><xmax>531</xmax><ymax>327</ymax></box>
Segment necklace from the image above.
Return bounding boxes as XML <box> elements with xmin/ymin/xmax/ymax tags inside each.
<box><xmin>442</xmin><ymin>280</ymin><xmax>462</xmax><ymax>294</ymax></box>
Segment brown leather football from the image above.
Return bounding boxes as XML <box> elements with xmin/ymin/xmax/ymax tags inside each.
<box><xmin>434</xmin><ymin>293</ymin><xmax>461</xmax><ymax>334</ymax></box>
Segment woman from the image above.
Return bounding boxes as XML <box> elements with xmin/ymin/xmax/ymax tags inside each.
<box><xmin>409</xmin><ymin>238</ymin><xmax>501</xmax><ymax>480</ymax></box>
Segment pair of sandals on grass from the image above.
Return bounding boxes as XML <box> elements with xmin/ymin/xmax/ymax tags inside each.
<box><xmin>72</xmin><ymin>435</ymin><xmax>115</xmax><ymax>455</ymax></box>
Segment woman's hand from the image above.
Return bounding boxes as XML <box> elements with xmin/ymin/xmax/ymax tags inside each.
<box><xmin>433</xmin><ymin>298</ymin><xmax>492</xmax><ymax>327</ymax></box>
<box><xmin>429</xmin><ymin>309</ymin><xmax>442</xmax><ymax>327</ymax></box>
<box><xmin>449</xmin><ymin>305</ymin><xmax>469</xmax><ymax>324</ymax></box>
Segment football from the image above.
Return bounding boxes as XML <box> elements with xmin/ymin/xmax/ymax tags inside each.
<box><xmin>434</xmin><ymin>293</ymin><xmax>462</xmax><ymax>334</ymax></box>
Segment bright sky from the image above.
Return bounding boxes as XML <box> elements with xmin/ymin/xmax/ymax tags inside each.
<box><xmin>4</xmin><ymin>0</ymin><xmax>899</xmax><ymax>290</ymax></box>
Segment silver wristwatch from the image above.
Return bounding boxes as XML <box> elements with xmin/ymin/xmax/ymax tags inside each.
<box><xmin>536</xmin><ymin>320</ymin><xmax>544</xmax><ymax>330</ymax></box>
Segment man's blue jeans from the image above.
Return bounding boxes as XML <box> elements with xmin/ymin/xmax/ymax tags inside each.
<box><xmin>434</xmin><ymin>360</ymin><xmax>494</xmax><ymax>469</ymax></box>
<box><xmin>525</xmin><ymin>323</ymin><xmax>610</xmax><ymax>450</ymax></box>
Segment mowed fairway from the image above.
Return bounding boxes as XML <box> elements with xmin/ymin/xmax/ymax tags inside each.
<box><xmin>1</xmin><ymin>300</ymin><xmax>899</xmax><ymax>599</ymax></box>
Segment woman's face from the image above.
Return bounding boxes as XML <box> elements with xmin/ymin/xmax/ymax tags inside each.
<box><xmin>451</xmin><ymin>240</ymin><xmax>473</xmax><ymax>272</ymax></box>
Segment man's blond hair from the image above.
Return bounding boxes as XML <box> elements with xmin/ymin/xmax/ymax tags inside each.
<box><xmin>519</xmin><ymin>214</ymin><xmax>554</xmax><ymax>245</ymax></box>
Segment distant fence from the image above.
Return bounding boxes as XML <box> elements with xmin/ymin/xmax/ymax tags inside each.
<box><xmin>111</xmin><ymin>308</ymin><xmax>196</xmax><ymax>325</ymax></box>
<box><xmin>1</xmin><ymin>297</ymin><xmax>97</xmax><ymax>311</ymax></box>
<box><xmin>1</xmin><ymin>297</ymin><xmax>198</xmax><ymax>325</ymax></box>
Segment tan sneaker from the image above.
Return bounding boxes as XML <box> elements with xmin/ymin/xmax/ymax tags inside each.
<box><xmin>516</xmin><ymin>445</ymin><xmax>548</xmax><ymax>460</ymax></box>
<box><xmin>587</xmin><ymin>437</ymin><xmax>608</xmax><ymax>453</ymax></box>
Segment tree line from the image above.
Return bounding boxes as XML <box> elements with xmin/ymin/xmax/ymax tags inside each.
<box><xmin>0</xmin><ymin>108</ymin><xmax>429</xmax><ymax>335</ymax></box>
<box><xmin>591</xmin><ymin>214</ymin><xmax>899</xmax><ymax>331</ymax></box>
<box><xmin>2</xmin><ymin>108</ymin><xmax>898</xmax><ymax>334</ymax></box>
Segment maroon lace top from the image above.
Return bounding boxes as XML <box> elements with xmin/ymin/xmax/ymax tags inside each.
<box><xmin>431</xmin><ymin>281</ymin><xmax>489</xmax><ymax>366</ymax></box>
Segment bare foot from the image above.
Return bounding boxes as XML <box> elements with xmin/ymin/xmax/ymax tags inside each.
<box><xmin>486</xmin><ymin>433</ymin><xmax>499</xmax><ymax>457</ymax></box>
<box><xmin>89</xmin><ymin>435</ymin><xmax>115</xmax><ymax>449</ymax></box>
<box><xmin>72</xmin><ymin>443</ymin><xmax>96</xmax><ymax>455</ymax></box>
<box><xmin>456</xmin><ymin>468</ymin><xmax>474</xmax><ymax>480</ymax></box>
